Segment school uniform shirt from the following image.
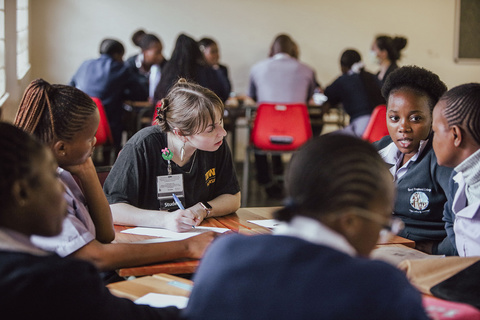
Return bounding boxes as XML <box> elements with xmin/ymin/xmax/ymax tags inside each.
<box><xmin>248</xmin><ymin>53</ymin><xmax>317</xmax><ymax>104</ymax></box>
<box><xmin>0</xmin><ymin>228</ymin><xmax>180</xmax><ymax>320</ymax></box>
<box><xmin>103</xmin><ymin>125</ymin><xmax>240</xmax><ymax>210</ymax></box>
<box><xmin>182</xmin><ymin>216</ymin><xmax>429</xmax><ymax>320</ymax></box>
<box><xmin>447</xmin><ymin>172</ymin><xmax>480</xmax><ymax>257</ymax></box>
<box><xmin>31</xmin><ymin>168</ymin><xmax>95</xmax><ymax>257</ymax></box>
<box><xmin>374</xmin><ymin>136</ymin><xmax>453</xmax><ymax>242</ymax></box>
<box><xmin>125</xmin><ymin>54</ymin><xmax>168</xmax><ymax>101</ymax></box>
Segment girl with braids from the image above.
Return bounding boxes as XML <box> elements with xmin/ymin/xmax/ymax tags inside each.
<box><xmin>432</xmin><ymin>83</ymin><xmax>480</xmax><ymax>257</ymax></box>
<box><xmin>371</xmin><ymin>35</ymin><xmax>408</xmax><ymax>84</ymax></box>
<box><xmin>324</xmin><ymin>48</ymin><xmax>384</xmax><ymax>137</ymax></box>
<box><xmin>14</xmin><ymin>79</ymin><xmax>215</xmax><ymax>280</ymax></box>
<box><xmin>104</xmin><ymin>78</ymin><xmax>240</xmax><ymax>232</ymax></box>
<box><xmin>0</xmin><ymin>123</ymin><xmax>180</xmax><ymax>319</ymax></box>
<box><xmin>182</xmin><ymin>135</ymin><xmax>429</xmax><ymax>320</ymax></box>
<box><xmin>374</xmin><ymin>66</ymin><xmax>454</xmax><ymax>255</ymax></box>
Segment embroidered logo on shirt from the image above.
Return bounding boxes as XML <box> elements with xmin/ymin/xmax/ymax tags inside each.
<box><xmin>205</xmin><ymin>168</ymin><xmax>216</xmax><ymax>187</ymax></box>
<box><xmin>410</xmin><ymin>191</ymin><xmax>429</xmax><ymax>211</ymax></box>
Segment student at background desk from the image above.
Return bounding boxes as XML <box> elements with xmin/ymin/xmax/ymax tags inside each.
<box><xmin>183</xmin><ymin>135</ymin><xmax>429</xmax><ymax>320</ymax></box>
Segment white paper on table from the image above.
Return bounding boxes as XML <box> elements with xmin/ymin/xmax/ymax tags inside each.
<box><xmin>135</xmin><ymin>293</ymin><xmax>189</xmax><ymax>309</ymax></box>
<box><xmin>121</xmin><ymin>226</ymin><xmax>229</xmax><ymax>242</ymax></box>
<box><xmin>247</xmin><ymin>219</ymin><xmax>285</xmax><ymax>230</ymax></box>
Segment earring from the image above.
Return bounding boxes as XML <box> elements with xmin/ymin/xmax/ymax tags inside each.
<box><xmin>180</xmin><ymin>142</ymin><xmax>185</xmax><ymax>162</ymax></box>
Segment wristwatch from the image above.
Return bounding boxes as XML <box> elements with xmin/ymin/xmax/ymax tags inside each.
<box><xmin>199</xmin><ymin>201</ymin><xmax>212</xmax><ymax>218</ymax></box>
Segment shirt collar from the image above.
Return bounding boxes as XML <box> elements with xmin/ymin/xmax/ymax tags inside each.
<box><xmin>272</xmin><ymin>53</ymin><xmax>292</xmax><ymax>60</ymax></box>
<box><xmin>273</xmin><ymin>216</ymin><xmax>357</xmax><ymax>256</ymax></box>
<box><xmin>379</xmin><ymin>139</ymin><xmax>429</xmax><ymax>166</ymax></box>
<box><xmin>0</xmin><ymin>227</ymin><xmax>50</xmax><ymax>256</ymax></box>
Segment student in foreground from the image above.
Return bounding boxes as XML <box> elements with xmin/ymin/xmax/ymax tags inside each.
<box><xmin>14</xmin><ymin>79</ymin><xmax>215</xmax><ymax>281</ymax></box>
<box><xmin>0</xmin><ymin>123</ymin><xmax>180</xmax><ymax>319</ymax></box>
<box><xmin>182</xmin><ymin>135</ymin><xmax>429</xmax><ymax>320</ymax></box>
<box><xmin>432</xmin><ymin>83</ymin><xmax>480</xmax><ymax>257</ymax></box>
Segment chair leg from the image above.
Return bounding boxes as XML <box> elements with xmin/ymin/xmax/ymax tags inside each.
<box><xmin>241</xmin><ymin>146</ymin><xmax>251</xmax><ymax>207</ymax></box>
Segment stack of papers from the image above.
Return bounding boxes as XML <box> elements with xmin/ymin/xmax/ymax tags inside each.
<box><xmin>135</xmin><ymin>293</ymin><xmax>189</xmax><ymax>308</ymax></box>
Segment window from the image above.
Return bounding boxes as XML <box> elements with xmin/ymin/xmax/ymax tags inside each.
<box><xmin>16</xmin><ymin>0</ymin><xmax>29</xmax><ymax>79</ymax></box>
<box><xmin>454</xmin><ymin>0</ymin><xmax>480</xmax><ymax>63</ymax></box>
<box><xmin>0</xmin><ymin>0</ymin><xmax>6</xmax><ymax>105</ymax></box>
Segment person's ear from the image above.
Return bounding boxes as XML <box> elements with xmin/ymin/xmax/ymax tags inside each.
<box><xmin>52</xmin><ymin>140</ymin><xmax>67</xmax><ymax>158</ymax></box>
<box><xmin>11</xmin><ymin>179</ymin><xmax>30</xmax><ymax>208</ymax></box>
<box><xmin>451</xmin><ymin>125</ymin><xmax>462</xmax><ymax>147</ymax></box>
<box><xmin>173</xmin><ymin>128</ymin><xmax>188</xmax><ymax>143</ymax></box>
<box><xmin>336</xmin><ymin>211</ymin><xmax>361</xmax><ymax>240</ymax></box>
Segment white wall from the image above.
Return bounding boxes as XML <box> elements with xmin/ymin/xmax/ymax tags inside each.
<box><xmin>2</xmin><ymin>0</ymin><xmax>480</xmax><ymax>121</ymax></box>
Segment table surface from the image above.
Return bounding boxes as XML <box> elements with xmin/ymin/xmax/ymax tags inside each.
<box><xmin>114</xmin><ymin>207</ymin><xmax>415</xmax><ymax>277</ymax></box>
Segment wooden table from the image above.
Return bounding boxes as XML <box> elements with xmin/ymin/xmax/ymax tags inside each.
<box><xmin>114</xmin><ymin>207</ymin><xmax>415</xmax><ymax>277</ymax></box>
<box><xmin>107</xmin><ymin>273</ymin><xmax>192</xmax><ymax>300</ymax></box>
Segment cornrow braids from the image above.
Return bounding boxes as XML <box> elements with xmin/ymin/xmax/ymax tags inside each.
<box><xmin>0</xmin><ymin>122</ymin><xmax>45</xmax><ymax>210</ymax></box>
<box><xmin>441</xmin><ymin>83</ymin><xmax>480</xmax><ymax>145</ymax></box>
<box><xmin>274</xmin><ymin>134</ymin><xmax>391</xmax><ymax>222</ymax></box>
<box><xmin>155</xmin><ymin>78</ymin><xmax>224</xmax><ymax>135</ymax></box>
<box><xmin>14</xmin><ymin>79</ymin><xmax>97</xmax><ymax>145</ymax></box>
<box><xmin>382</xmin><ymin>65</ymin><xmax>447</xmax><ymax>111</ymax></box>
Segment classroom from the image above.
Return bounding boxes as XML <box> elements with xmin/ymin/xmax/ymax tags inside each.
<box><xmin>0</xmin><ymin>0</ymin><xmax>479</xmax><ymax>318</ymax></box>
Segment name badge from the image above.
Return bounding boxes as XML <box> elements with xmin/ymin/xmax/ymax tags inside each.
<box><xmin>157</xmin><ymin>174</ymin><xmax>185</xmax><ymax>211</ymax></box>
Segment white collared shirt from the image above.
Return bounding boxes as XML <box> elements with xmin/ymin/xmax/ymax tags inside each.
<box><xmin>0</xmin><ymin>228</ymin><xmax>50</xmax><ymax>256</ymax></box>
<box><xmin>452</xmin><ymin>172</ymin><xmax>480</xmax><ymax>257</ymax></box>
<box><xmin>378</xmin><ymin>139</ymin><xmax>428</xmax><ymax>182</ymax></box>
<box><xmin>273</xmin><ymin>216</ymin><xmax>357</xmax><ymax>256</ymax></box>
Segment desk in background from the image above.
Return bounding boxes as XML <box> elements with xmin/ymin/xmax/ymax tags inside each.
<box><xmin>114</xmin><ymin>207</ymin><xmax>414</xmax><ymax>277</ymax></box>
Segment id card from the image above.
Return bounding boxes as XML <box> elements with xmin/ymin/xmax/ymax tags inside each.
<box><xmin>157</xmin><ymin>174</ymin><xmax>185</xmax><ymax>211</ymax></box>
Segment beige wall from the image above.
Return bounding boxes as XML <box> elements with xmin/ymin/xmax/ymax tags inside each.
<box><xmin>2</xmin><ymin>0</ymin><xmax>480</xmax><ymax>121</ymax></box>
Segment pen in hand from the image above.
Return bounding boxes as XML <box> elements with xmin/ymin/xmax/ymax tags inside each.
<box><xmin>172</xmin><ymin>193</ymin><xmax>195</xmax><ymax>229</ymax></box>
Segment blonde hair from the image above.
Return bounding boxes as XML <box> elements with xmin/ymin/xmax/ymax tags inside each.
<box><xmin>156</xmin><ymin>78</ymin><xmax>224</xmax><ymax>135</ymax></box>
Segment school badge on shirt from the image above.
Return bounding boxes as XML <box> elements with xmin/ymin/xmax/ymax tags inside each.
<box><xmin>409</xmin><ymin>188</ymin><xmax>431</xmax><ymax>212</ymax></box>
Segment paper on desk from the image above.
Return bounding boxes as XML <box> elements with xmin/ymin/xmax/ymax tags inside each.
<box><xmin>121</xmin><ymin>226</ymin><xmax>229</xmax><ymax>242</ymax></box>
<box><xmin>247</xmin><ymin>219</ymin><xmax>285</xmax><ymax>230</ymax></box>
<box><xmin>135</xmin><ymin>293</ymin><xmax>189</xmax><ymax>309</ymax></box>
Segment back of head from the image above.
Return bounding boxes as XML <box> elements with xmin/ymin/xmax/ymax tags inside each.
<box><xmin>340</xmin><ymin>49</ymin><xmax>362</xmax><ymax>69</ymax></box>
<box><xmin>274</xmin><ymin>134</ymin><xmax>391</xmax><ymax>222</ymax></box>
<box><xmin>99</xmin><ymin>38</ymin><xmax>125</xmax><ymax>56</ymax></box>
<box><xmin>198</xmin><ymin>37</ymin><xmax>216</xmax><ymax>51</ymax></box>
<box><xmin>14</xmin><ymin>78</ymin><xmax>97</xmax><ymax>145</ymax></box>
<box><xmin>381</xmin><ymin>65</ymin><xmax>447</xmax><ymax>110</ymax></box>
<box><xmin>139</xmin><ymin>33</ymin><xmax>161</xmax><ymax>51</ymax></box>
<box><xmin>269</xmin><ymin>34</ymin><xmax>296</xmax><ymax>57</ymax></box>
<box><xmin>131</xmin><ymin>29</ymin><xmax>146</xmax><ymax>47</ymax></box>
<box><xmin>156</xmin><ymin>78</ymin><xmax>224</xmax><ymax>136</ymax></box>
<box><xmin>375</xmin><ymin>35</ymin><xmax>407</xmax><ymax>62</ymax></box>
<box><xmin>0</xmin><ymin>122</ymin><xmax>45</xmax><ymax>210</ymax></box>
<box><xmin>441</xmin><ymin>83</ymin><xmax>480</xmax><ymax>145</ymax></box>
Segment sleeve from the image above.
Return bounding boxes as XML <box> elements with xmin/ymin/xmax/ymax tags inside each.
<box><xmin>324</xmin><ymin>77</ymin><xmax>343</xmax><ymax>106</ymax></box>
<box><xmin>103</xmin><ymin>142</ymin><xmax>145</xmax><ymax>207</ymax></box>
<box><xmin>45</xmin><ymin>259</ymin><xmax>181</xmax><ymax>319</ymax></box>
<box><xmin>441</xmin><ymin>172</ymin><xmax>459</xmax><ymax>255</ymax></box>
<box><xmin>212</xmin><ymin>138</ymin><xmax>240</xmax><ymax>198</ymax></box>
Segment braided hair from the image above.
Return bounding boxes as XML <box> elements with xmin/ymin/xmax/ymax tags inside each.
<box><xmin>14</xmin><ymin>78</ymin><xmax>97</xmax><ymax>145</ymax></box>
<box><xmin>440</xmin><ymin>83</ymin><xmax>480</xmax><ymax>145</ymax></box>
<box><xmin>0</xmin><ymin>122</ymin><xmax>46</xmax><ymax>210</ymax></box>
<box><xmin>275</xmin><ymin>135</ymin><xmax>392</xmax><ymax>222</ymax></box>
<box><xmin>156</xmin><ymin>78</ymin><xmax>224</xmax><ymax>135</ymax></box>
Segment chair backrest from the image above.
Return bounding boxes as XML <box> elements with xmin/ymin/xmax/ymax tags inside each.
<box><xmin>91</xmin><ymin>97</ymin><xmax>113</xmax><ymax>146</ymax></box>
<box><xmin>251</xmin><ymin>103</ymin><xmax>312</xmax><ymax>151</ymax></box>
<box><xmin>362</xmin><ymin>104</ymin><xmax>389</xmax><ymax>143</ymax></box>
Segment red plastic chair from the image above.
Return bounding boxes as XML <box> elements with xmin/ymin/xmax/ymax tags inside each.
<box><xmin>362</xmin><ymin>105</ymin><xmax>389</xmax><ymax>143</ymax></box>
<box><xmin>242</xmin><ymin>103</ymin><xmax>313</xmax><ymax>206</ymax></box>
<box><xmin>91</xmin><ymin>97</ymin><xmax>113</xmax><ymax>146</ymax></box>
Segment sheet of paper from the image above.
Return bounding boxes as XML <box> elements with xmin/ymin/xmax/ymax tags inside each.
<box><xmin>121</xmin><ymin>226</ymin><xmax>229</xmax><ymax>242</ymax></box>
<box><xmin>371</xmin><ymin>245</ymin><xmax>444</xmax><ymax>266</ymax></box>
<box><xmin>135</xmin><ymin>293</ymin><xmax>189</xmax><ymax>309</ymax></box>
<box><xmin>247</xmin><ymin>219</ymin><xmax>285</xmax><ymax>230</ymax></box>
